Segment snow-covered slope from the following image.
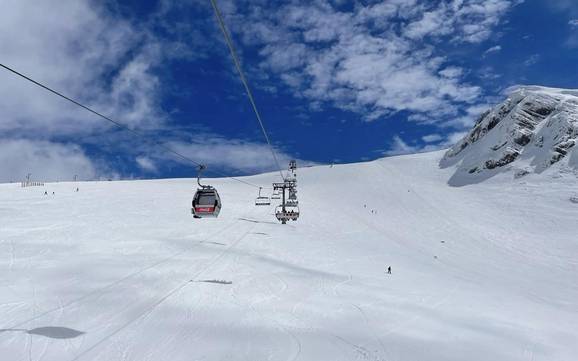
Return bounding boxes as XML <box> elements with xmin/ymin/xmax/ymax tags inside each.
<box><xmin>1</xmin><ymin>151</ymin><xmax>577</xmax><ymax>361</ymax></box>
<box><xmin>441</xmin><ymin>86</ymin><xmax>578</xmax><ymax>186</ymax></box>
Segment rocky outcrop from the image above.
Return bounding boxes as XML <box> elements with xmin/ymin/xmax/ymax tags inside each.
<box><xmin>441</xmin><ymin>86</ymin><xmax>578</xmax><ymax>186</ymax></box>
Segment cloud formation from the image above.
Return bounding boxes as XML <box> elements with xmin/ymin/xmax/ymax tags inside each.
<box><xmin>221</xmin><ymin>0</ymin><xmax>518</xmax><ymax>121</ymax></box>
<box><xmin>484</xmin><ymin>45</ymin><xmax>503</xmax><ymax>55</ymax></box>
<box><xmin>386</xmin><ymin>131</ymin><xmax>468</xmax><ymax>156</ymax></box>
<box><xmin>136</xmin><ymin>156</ymin><xmax>158</xmax><ymax>173</ymax></box>
<box><xmin>0</xmin><ymin>0</ymin><xmax>522</xmax><ymax>181</ymax></box>
<box><xmin>0</xmin><ymin>0</ymin><xmax>297</xmax><ymax>181</ymax></box>
<box><xmin>166</xmin><ymin>135</ymin><xmax>312</xmax><ymax>175</ymax></box>
<box><xmin>0</xmin><ymin>0</ymin><xmax>163</xmax><ymax>136</ymax></box>
<box><xmin>0</xmin><ymin>139</ymin><xmax>99</xmax><ymax>183</ymax></box>
<box><xmin>0</xmin><ymin>0</ymin><xmax>168</xmax><ymax>182</ymax></box>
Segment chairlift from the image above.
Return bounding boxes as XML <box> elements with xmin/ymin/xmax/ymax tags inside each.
<box><xmin>192</xmin><ymin>165</ymin><xmax>222</xmax><ymax>218</ymax></box>
<box><xmin>275</xmin><ymin>204</ymin><xmax>299</xmax><ymax>224</ymax></box>
<box><xmin>255</xmin><ymin>187</ymin><xmax>271</xmax><ymax>206</ymax></box>
<box><xmin>271</xmin><ymin>189</ymin><xmax>281</xmax><ymax>199</ymax></box>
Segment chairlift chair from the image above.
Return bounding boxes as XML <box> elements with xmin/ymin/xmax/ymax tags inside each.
<box><xmin>255</xmin><ymin>187</ymin><xmax>271</xmax><ymax>206</ymax></box>
<box><xmin>271</xmin><ymin>189</ymin><xmax>281</xmax><ymax>199</ymax></box>
<box><xmin>192</xmin><ymin>165</ymin><xmax>222</xmax><ymax>218</ymax></box>
<box><xmin>275</xmin><ymin>204</ymin><xmax>299</xmax><ymax>224</ymax></box>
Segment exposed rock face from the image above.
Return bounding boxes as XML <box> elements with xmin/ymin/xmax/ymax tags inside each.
<box><xmin>441</xmin><ymin>86</ymin><xmax>578</xmax><ymax>186</ymax></box>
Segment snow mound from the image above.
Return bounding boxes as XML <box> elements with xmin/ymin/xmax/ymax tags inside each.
<box><xmin>441</xmin><ymin>86</ymin><xmax>578</xmax><ymax>186</ymax></box>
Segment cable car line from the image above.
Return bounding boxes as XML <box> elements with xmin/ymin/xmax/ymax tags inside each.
<box><xmin>209</xmin><ymin>0</ymin><xmax>286</xmax><ymax>181</ymax></box>
<box><xmin>0</xmin><ymin>62</ymin><xmax>261</xmax><ymax>189</ymax></box>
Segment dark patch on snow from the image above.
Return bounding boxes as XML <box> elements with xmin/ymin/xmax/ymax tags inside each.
<box><xmin>195</xmin><ymin>279</ymin><xmax>232</xmax><ymax>285</ymax></box>
<box><xmin>200</xmin><ymin>241</ymin><xmax>226</xmax><ymax>246</ymax></box>
<box><xmin>491</xmin><ymin>142</ymin><xmax>508</xmax><ymax>151</ymax></box>
<box><xmin>238</xmin><ymin>218</ymin><xmax>278</xmax><ymax>225</ymax></box>
<box><xmin>0</xmin><ymin>327</ymin><xmax>85</xmax><ymax>339</ymax></box>
<box><xmin>514</xmin><ymin>169</ymin><xmax>530</xmax><ymax>179</ymax></box>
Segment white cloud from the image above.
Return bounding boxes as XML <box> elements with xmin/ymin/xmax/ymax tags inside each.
<box><xmin>0</xmin><ymin>0</ymin><xmax>164</xmax><ymax>136</ymax></box>
<box><xmin>484</xmin><ymin>45</ymin><xmax>502</xmax><ymax>55</ymax></box>
<box><xmin>136</xmin><ymin>156</ymin><xmax>158</xmax><ymax>173</ymax></box>
<box><xmin>439</xmin><ymin>67</ymin><xmax>464</xmax><ymax>78</ymax></box>
<box><xmin>404</xmin><ymin>5</ymin><xmax>453</xmax><ymax>40</ymax></box>
<box><xmin>0</xmin><ymin>0</ymin><xmax>191</xmax><ymax>181</ymax></box>
<box><xmin>478</xmin><ymin>66</ymin><xmax>502</xmax><ymax>80</ymax></box>
<box><xmin>224</xmin><ymin>0</ymin><xmax>518</xmax><ymax>122</ymax></box>
<box><xmin>385</xmin><ymin>136</ymin><xmax>421</xmax><ymax>156</ymax></box>
<box><xmin>0</xmin><ymin>0</ymin><xmax>314</xmax><ymax>181</ymax></box>
<box><xmin>166</xmin><ymin>136</ymin><xmax>313</xmax><ymax>174</ymax></box>
<box><xmin>469</xmin><ymin>103</ymin><xmax>491</xmax><ymax>113</ymax></box>
<box><xmin>422</xmin><ymin>134</ymin><xmax>444</xmax><ymax>143</ymax></box>
<box><xmin>0</xmin><ymin>139</ymin><xmax>100</xmax><ymax>183</ymax></box>
<box><xmin>386</xmin><ymin>131</ymin><xmax>469</xmax><ymax>156</ymax></box>
<box><xmin>523</xmin><ymin>54</ymin><xmax>541</xmax><ymax>67</ymax></box>
<box><xmin>446</xmin><ymin>131</ymin><xmax>468</xmax><ymax>145</ymax></box>
<box><xmin>0</xmin><ymin>0</ymin><xmax>519</xmax><ymax>179</ymax></box>
<box><xmin>568</xmin><ymin>20</ymin><xmax>578</xmax><ymax>48</ymax></box>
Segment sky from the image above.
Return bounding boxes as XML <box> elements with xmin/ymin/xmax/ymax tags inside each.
<box><xmin>1</xmin><ymin>0</ymin><xmax>578</xmax><ymax>182</ymax></box>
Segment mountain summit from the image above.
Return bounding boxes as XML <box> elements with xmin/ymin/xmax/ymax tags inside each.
<box><xmin>441</xmin><ymin>86</ymin><xmax>578</xmax><ymax>186</ymax></box>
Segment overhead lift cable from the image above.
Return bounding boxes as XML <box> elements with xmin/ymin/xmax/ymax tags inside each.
<box><xmin>0</xmin><ymin>62</ymin><xmax>260</xmax><ymax>189</ymax></box>
<box><xmin>209</xmin><ymin>0</ymin><xmax>286</xmax><ymax>181</ymax></box>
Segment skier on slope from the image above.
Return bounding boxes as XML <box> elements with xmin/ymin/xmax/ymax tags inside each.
<box><xmin>387</xmin><ymin>266</ymin><xmax>391</xmax><ymax>274</ymax></box>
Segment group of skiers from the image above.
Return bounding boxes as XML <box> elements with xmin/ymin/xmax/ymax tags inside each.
<box><xmin>43</xmin><ymin>187</ymin><xmax>79</xmax><ymax>196</ymax></box>
<box><xmin>363</xmin><ymin>204</ymin><xmax>392</xmax><ymax>275</ymax></box>
<box><xmin>363</xmin><ymin>204</ymin><xmax>378</xmax><ymax>214</ymax></box>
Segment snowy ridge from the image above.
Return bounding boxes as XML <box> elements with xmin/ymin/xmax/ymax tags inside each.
<box><xmin>441</xmin><ymin>86</ymin><xmax>578</xmax><ymax>186</ymax></box>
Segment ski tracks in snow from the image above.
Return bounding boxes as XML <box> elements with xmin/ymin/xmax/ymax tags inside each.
<box><xmin>228</xmin><ymin>242</ymin><xmax>302</xmax><ymax>361</ymax></box>
<box><xmin>68</xmin><ymin>217</ymin><xmax>260</xmax><ymax>361</ymax></box>
<box><xmin>1</xmin><ymin>217</ymin><xmax>242</xmax><ymax>333</ymax></box>
<box><xmin>329</xmin><ymin>274</ymin><xmax>389</xmax><ymax>361</ymax></box>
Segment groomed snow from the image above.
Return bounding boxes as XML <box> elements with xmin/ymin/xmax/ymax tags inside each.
<box><xmin>1</xmin><ymin>150</ymin><xmax>577</xmax><ymax>361</ymax></box>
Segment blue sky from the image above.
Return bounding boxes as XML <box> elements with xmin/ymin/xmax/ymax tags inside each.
<box><xmin>1</xmin><ymin>0</ymin><xmax>578</xmax><ymax>182</ymax></box>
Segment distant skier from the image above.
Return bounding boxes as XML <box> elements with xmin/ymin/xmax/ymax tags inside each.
<box><xmin>76</xmin><ymin>187</ymin><xmax>79</xmax><ymax>192</ymax></box>
<box><xmin>387</xmin><ymin>266</ymin><xmax>391</xmax><ymax>274</ymax></box>
<box><xmin>44</xmin><ymin>191</ymin><xmax>48</xmax><ymax>195</ymax></box>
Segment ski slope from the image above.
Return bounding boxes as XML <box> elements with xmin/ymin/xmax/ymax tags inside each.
<box><xmin>1</xmin><ymin>150</ymin><xmax>577</xmax><ymax>361</ymax></box>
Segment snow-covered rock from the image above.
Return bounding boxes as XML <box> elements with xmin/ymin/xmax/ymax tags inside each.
<box><xmin>441</xmin><ymin>86</ymin><xmax>578</xmax><ymax>186</ymax></box>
